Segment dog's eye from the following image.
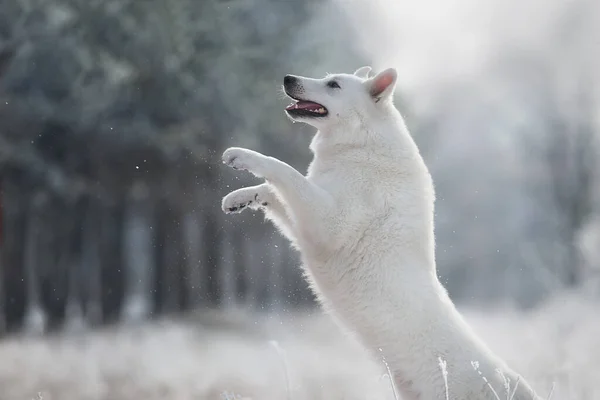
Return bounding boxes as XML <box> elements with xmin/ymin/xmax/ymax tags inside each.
<box><xmin>326</xmin><ymin>80</ymin><xmax>341</xmax><ymax>89</ymax></box>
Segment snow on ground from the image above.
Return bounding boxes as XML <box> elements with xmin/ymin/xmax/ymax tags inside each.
<box><xmin>0</xmin><ymin>295</ymin><xmax>598</xmax><ymax>400</ymax></box>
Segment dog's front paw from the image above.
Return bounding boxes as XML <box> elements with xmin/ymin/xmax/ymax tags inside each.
<box><xmin>222</xmin><ymin>186</ymin><xmax>270</xmax><ymax>214</ymax></box>
<box><xmin>222</xmin><ymin>147</ymin><xmax>266</xmax><ymax>176</ymax></box>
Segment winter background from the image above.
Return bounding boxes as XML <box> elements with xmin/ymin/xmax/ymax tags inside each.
<box><xmin>0</xmin><ymin>0</ymin><xmax>599</xmax><ymax>399</ymax></box>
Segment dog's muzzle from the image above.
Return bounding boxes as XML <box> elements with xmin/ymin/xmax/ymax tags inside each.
<box><xmin>283</xmin><ymin>75</ymin><xmax>328</xmax><ymax>117</ymax></box>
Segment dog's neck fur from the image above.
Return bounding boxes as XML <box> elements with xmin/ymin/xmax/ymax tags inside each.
<box><xmin>310</xmin><ymin>105</ymin><xmax>421</xmax><ymax>173</ymax></box>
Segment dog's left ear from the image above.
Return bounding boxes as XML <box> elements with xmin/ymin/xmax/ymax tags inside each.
<box><xmin>354</xmin><ymin>66</ymin><xmax>372</xmax><ymax>79</ymax></box>
<box><xmin>365</xmin><ymin>68</ymin><xmax>397</xmax><ymax>103</ymax></box>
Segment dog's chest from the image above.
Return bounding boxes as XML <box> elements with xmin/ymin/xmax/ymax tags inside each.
<box><xmin>307</xmin><ymin>159</ymin><xmax>382</xmax><ymax>203</ymax></box>
<box><xmin>307</xmin><ymin>161</ymin><xmax>346</xmax><ymax>189</ymax></box>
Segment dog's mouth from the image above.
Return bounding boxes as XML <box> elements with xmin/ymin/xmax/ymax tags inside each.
<box><xmin>285</xmin><ymin>97</ymin><xmax>328</xmax><ymax>118</ymax></box>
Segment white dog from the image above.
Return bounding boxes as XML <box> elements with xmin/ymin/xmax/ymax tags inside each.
<box><xmin>221</xmin><ymin>67</ymin><xmax>540</xmax><ymax>400</ymax></box>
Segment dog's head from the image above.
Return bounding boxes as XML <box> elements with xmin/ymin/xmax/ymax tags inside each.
<box><xmin>283</xmin><ymin>66</ymin><xmax>398</xmax><ymax>130</ymax></box>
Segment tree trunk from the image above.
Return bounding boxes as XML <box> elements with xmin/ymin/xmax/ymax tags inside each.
<box><xmin>99</xmin><ymin>200</ymin><xmax>125</xmax><ymax>324</ymax></box>
<box><xmin>0</xmin><ymin>246</ymin><xmax>4</xmax><ymax>335</ymax></box>
<box><xmin>23</xmin><ymin>193</ymin><xmax>47</xmax><ymax>335</ymax></box>
<box><xmin>243</xmin><ymin>235</ymin><xmax>265</xmax><ymax>309</ymax></box>
<box><xmin>219</xmin><ymin>223</ymin><xmax>237</xmax><ymax>309</ymax></box>
<box><xmin>0</xmin><ymin>177</ymin><xmax>4</xmax><ymax>334</ymax></box>
<box><xmin>256</xmin><ymin>235</ymin><xmax>274</xmax><ymax>311</ymax></box>
<box><xmin>65</xmin><ymin>249</ymin><xmax>85</xmax><ymax>331</ymax></box>
<box><xmin>232</xmin><ymin>228</ymin><xmax>248</xmax><ymax>305</ymax></box>
<box><xmin>160</xmin><ymin>201</ymin><xmax>184</xmax><ymax>313</ymax></box>
<box><xmin>183</xmin><ymin>209</ymin><xmax>204</xmax><ymax>308</ymax></box>
<box><xmin>122</xmin><ymin>185</ymin><xmax>154</xmax><ymax>321</ymax></box>
<box><xmin>80</xmin><ymin>198</ymin><xmax>102</xmax><ymax>327</ymax></box>
<box><xmin>270</xmin><ymin>235</ymin><xmax>287</xmax><ymax>312</ymax></box>
<box><xmin>1</xmin><ymin>172</ymin><xmax>27</xmax><ymax>332</ymax></box>
<box><xmin>64</xmin><ymin>199</ymin><xmax>86</xmax><ymax>332</ymax></box>
<box><xmin>203</xmin><ymin>213</ymin><xmax>222</xmax><ymax>307</ymax></box>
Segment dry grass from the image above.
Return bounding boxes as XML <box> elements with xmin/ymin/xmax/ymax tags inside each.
<box><xmin>0</xmin><ymin>295</ymin><xmax>598</xmax><ymax>400</ymax></box>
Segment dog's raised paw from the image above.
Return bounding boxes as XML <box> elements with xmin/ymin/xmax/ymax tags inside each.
<box><xmin>222</xmin><ymin>147</ymin><xmax>260</xmax><ymax>172</ymax></box>
<box><xmin>222</xmin><ymin>190</ymin><xmax>254</xmax><ymax>214</ymax></box>
<box><xmin>223</xmin><ymin>198</ymin><xmax>252</xmax><ymax>214</ymax></box>
<box><xmin>222</xmin><ymin>186</ymin><xmax>270</xmax><ymax>214</ymax></box>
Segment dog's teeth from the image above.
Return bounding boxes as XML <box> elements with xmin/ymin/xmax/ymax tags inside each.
<box><xmin>318</xmin><ymin>108</ymin><xmax>325</xmax><ymax>113</ymax></box>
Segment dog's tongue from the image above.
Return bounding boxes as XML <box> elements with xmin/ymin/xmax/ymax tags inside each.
<box><xmin>286</xmin><ymin>101</ymin><xmax>323</xmax><ymax>111</ymax></box>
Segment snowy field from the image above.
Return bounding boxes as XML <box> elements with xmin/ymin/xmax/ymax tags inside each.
<box><xmin>0</xmin><ymin>295</ymin><xmax>598</xmax><ymax>400</ymax></box>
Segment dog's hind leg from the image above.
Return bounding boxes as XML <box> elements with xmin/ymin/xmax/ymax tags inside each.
<box><xmin>222</xmin><ymin>147</ymin><xmax>334</xmax><ymax>246</ymax></box>
<box><xmin>222</xmin><ymin>183</ymin><xmax>297</xmax><ymax>242</ymax></box>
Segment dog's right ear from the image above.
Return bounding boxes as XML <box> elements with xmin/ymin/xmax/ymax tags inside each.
<box><xmin>365</xmin><ymin>68</ymin><xmax>397</xmax><ymax>103</ymax></box>
<box><xmin>353</xmin><ymin>66</ymin><xmax>372</xmax><ymax>79</ymax></box>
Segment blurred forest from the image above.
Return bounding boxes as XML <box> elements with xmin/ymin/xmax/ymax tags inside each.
<box><xmin>0</xmin><ymin>0</ymin><xmax>598</xmax><ymax>336</ymax></box>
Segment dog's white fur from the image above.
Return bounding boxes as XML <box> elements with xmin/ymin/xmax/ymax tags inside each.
<box><xmin>221</xmin><ymin>67</ymin><xmax>541</xmax><ymax>400</ymax></box>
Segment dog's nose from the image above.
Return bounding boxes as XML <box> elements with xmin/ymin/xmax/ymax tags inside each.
<box><xmin>284</xmin><ymin>75</ymin><xmax>298</xmax><ymax>87</ymax></box>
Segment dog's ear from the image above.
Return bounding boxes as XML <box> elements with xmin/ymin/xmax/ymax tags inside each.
<box><xmin>365</xmin><ymin>68</ymin><xmax>397</xmax><ymax>103</ymax></box>
<box><xmin>353</xmin><ymin>66</ymin><xmax>372</xmax><ymax>79</ymax></box>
